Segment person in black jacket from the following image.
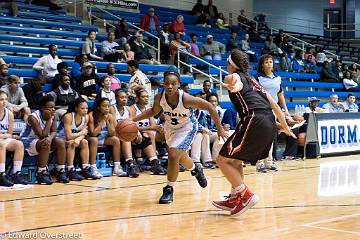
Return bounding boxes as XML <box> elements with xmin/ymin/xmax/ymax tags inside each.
<box><xmin>191</xmin><ymin>0</ymin><xmax>204</xmax><ymax>16</ymax></box>
<box><xmin>204</xmin><ymin>0</ymin><xmax>218</xmax><ymax>18</ymax></box>
<box><xmin>130</xmin><ymin>32</ymin><xmax>160</xmax><ymax>65</ymax></box>
<box><xmin>320</xmin><ymin>61</ymin><xmax>339</xmax><ymax>82</ymax></box>
<box><xmin>75</xmin><ymin>62</ymin><xmax>99</xmax><ymax>100</ymax></box>
<box><xmin>22</xmin><ymin>76</ymin><xmax>46</xmax><ymax>110</ymax></box>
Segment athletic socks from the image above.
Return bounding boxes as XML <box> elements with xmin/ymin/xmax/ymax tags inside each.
<box><xmin>167</xmin><ymin>181</ymin><xmax>175</xmax><ymax>187</ymax></box>
<box><xmin>0</xmin><ymin>163</ymin><xmax>5</xmax><ymax>173</ymax></box>
<box><xmin>38</xmin><ymin>167</ymin><xmax>46</xmax><ymax>173</ymax></box>
<box><xmin>56</xmin><ymin>165</ymin><xmax>65</xmax><ymax>171</ymax></box>
<box><xmin>12</xmin><ymin>161</ymin><xmax>23</xmax><ymax>174</ymax></box>
<box><xmin>234</xmin><ymin>184</ymin><xmax>246</xmax><ymax>195</ymax></box>
<box><xmin>67</xmin><ymin>165</ymin><xmax>74</xmax><ymax>171</ymax></box>
<box><xmin>114</xmin><ymin>162</ymin><xmax>121</xmax><ymax>169</ymax></box>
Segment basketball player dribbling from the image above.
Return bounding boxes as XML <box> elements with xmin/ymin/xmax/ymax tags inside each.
<box><xmin>212</xmin><ymin>50</ymin><xmax>296</xmax><ymax>216</ymax></box>
<box><xmin>132</xmin><ymin>71</ymin><xmax>227</xmax><ymax>204</ymax></box>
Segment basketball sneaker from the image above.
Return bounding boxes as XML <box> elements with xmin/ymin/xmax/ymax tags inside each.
<box><xmin>56</xmin><ymin>168</ymin><xmax>69</xmax><ymax>184</ymax></box>
<box><xmin>37</xmin><ymin>170</ymin><xmax>53</xmax><ymax>185</ymax></box>
<box><xmin>230</xmin><ymin>186</ymin><xmax>259</xmax><ymax>216</ymax></box>
<box><xmin>90</xmin><ymin>166</ymin><xmax>103</xmax><ymax>179</ymax></box>
<box><xmin>113</xmin><ymin>166</ymin><xmax>128</xmax><ymax>177</ymax></box>
<box><xmin>159</xmin><ymin>185</ymin><xmax>173</xmax><ymax>204</ymax></box>
<box><xmin>0</xmin><ymin>172</ymin><xmax>14</xmax><ymax>187</ymax></box>
<box><xmin>179</xmin><ymin>164</ymin><xmax>185</xmax><ymax>172</ymax></box>
<box><xmin>68</xmin><ymin>168</ymin><xmax>85</xmax><ymax>181</ymax></box>
<box><xmin>212</xmin><ymin>194</ymin><xmax>237</xmax><ymax>211</ymax></box>
<box><xmin>265</xmin><ymin>162</ymin><xmax>278</xmax><ymax>171</ymax></box>
<box><xmin>151</xmin><ymin>160</ymin><xmax>167</xmax><ymax>175</ymax></box>
<box><xmin>11</xmin><ymin>171</ymin><xmax>29</xmax><ymax>185</ymax></box>
<box><xmin>191</xmin><ymin>163</ymin><xmax>207</xmax><ymax>188</ymax></box>
<box><xmin>256</xmin><ymin>161</ymin><xmax>267</xmax><ymax>173</ymax></box>
<box><xmin>127</xmin><ymin>160</ymin><xmax>139</xmax><ymax>178</ymax></box>
<box><xmin>82</xmin><ymin>166</ymin><xmax>100</xmax><ymax>180</ymax></box>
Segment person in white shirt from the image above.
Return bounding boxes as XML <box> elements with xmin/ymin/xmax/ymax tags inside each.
<box><xmin>322</xmin><ymin>94</ymin><xmax>345</xmax><ymax>113</ymax></box>
<box><xmin>305</xmin><ymin>97</ymin><xmax>323</xmax><ymax>113</ymax></box>
<box><xmin>33</xmin><ymin>44</ymin><xmax>62</xmax><ymax>83</ymax></box>
<box><xmin>342</xmin><ymin>71</ymin><xmax>360</xmax><ymax>92</ymax></box>
<box><xmin>341</xmin><ymin>93</ymin><xmax>359</xmax><ymax>112</ymax></box>
<box><xmin>97</xmin><ymin>75</ymin><xmax>116</xmax><ymax>115</ymax></box>
<box><xmin>127</xmin><ymin>60</ymin><xmax>151</xmax><ymax>105</ymax></box>
<box><xmin>101</xmin><ymin>32</ymin><xmax>123</xmax><ymax>62</ymax></box>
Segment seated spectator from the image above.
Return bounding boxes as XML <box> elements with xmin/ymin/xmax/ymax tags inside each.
<box><xmin>254</xmin><ymin>13</ymin><xmax>269</xmax><ymax>34</ymax></box>
<box><xmin>22</xmin><ymin>75</ymin><xmax>45</xmax><ymax>110</ymax></box>
<box><xmin>75</xmin><ymin>62</ymin><xmax>99</xmax><ymax>101</ymax></box>
<box><xmin>21</xmin><ymin>95</ymin><xmax>66</xmax><ymax>184</ymax></box>
<box><xmin>82</xmin><ymin>30</ymin><xmax>103</xmax><ymax>61</ymax></box>
<box><xmin>140</xmin><ymin>8</ymin><xmax>160</xmax><ymax>36</ymax></box>
<box><xmin>181</xmin><ymin>83</ymin><xmax>190</xmax><ymax>93</ymax></box>
<box><xmin>262</xmin><ymin>35</ymin><xmax>281</xmax><ymax>56</ymax></box>
<box><xmin>102</xmin><ymin>32</ymin><xmax>124</xmax><ymax>62</ymax></box>
<box><xmin>350</xmin><ymin>63</ymin><xmax>360</xmax><ymax>83</ymax></box>
<box><xmin>342</xmin><ymin>71</ymin><xmax>360</xmax><ymax>92</ymax></box>
<box><xmin>170</xmin><ymin>15</ymin><xmax>185</xmax><ymax>36</ymax></box>
<box><xmin>315</xmin><ymin>47</ymin><xmax>330</xmax><ymax>67</ymax></box>
<box><xmin>241</xmin><ymin>33</ymin><xmax>256</xmax><ymax>62</ymax></box>
<box><xmin>0</xmin><ymin>57</ymin><xmax>5</xmax><ymax>66</ymax></box>
<box><xmin>170</xmin><ymin>33</ymin><xmax>191</xmax><ymax>74</ymax></box>
<box><xmin>279</xmin><ymin>113</ymin><xmax>304</xmax><ymax>160</ymax></box>
<box><xmin>0</xmin><ymin>0</ymin><xmax>18</xmax><ymax>17</ymax></box>
<box><xmin>115</xmin><ymin>19</ymin><xmax>130</xmax><ymax>46</ymax></box>
<box><xmin>190</xmin><ymin>34</ymin><xmax>201</xmax><ymax>57</ymax></box>
<box><xmin>48</xmin><ymin>75</ymin><xmax>80</xmax><ymax>117</ymax></box>
<box><xmin>191</xmin><ymin>0</ymin><xmax>204</xmax><ymax>16</ymax></box>
<box><xmin>201</xmin><ymin>35</ymin><xmax>225</xmax><ymax>60</ymax></box>
<box><xmin>53</xmin><ymin>62</ymin><xmax>73</xmax><ymax>89</ymax></box>
<box><xmin>304</xmin><ymin>54</ymin><xmax>316</xmax><ymax>73</ymax></box>
<box><xmin>1</xmin><ymin>75</ymin><xmax>30</xmax><ymax>123</ymax></box>
<box><xmin>221</xmin><ymin>107</ymin><xmax>238</xmax><ymax>130</ymax></box>
<box><xmin>322</xmin><ymin>94</ymin><xmax>345</xmax><ymax>113</ymax></box>
<box><xmin>122</xmin><ymin>43</ymin><xmax>135</xmax><ymax>62</ymax></box>
<box><xmin>159</xmin><ymin>23</ymin><xmax>172</xmax><ymax>63</ymax></box>
<box><xmin>195</xmin><ymin>12</ymin><xmax>211</xmax><ymax>27</ymax></box>
<box><xmin>305</xmin><ymin>97</ymin><xmax>323</xmax><ymax>113</ymax></box>
<box><xmin>0</xmin><ymin>64</ymin><xmax>9</xmax><ymax>87</ymax></box>
<box><xmin>332</xmin><ymin>60</ymin><xmax>343</xmax><ymax>80</ymax></box>
<box><xmin>106</xmin><ymin>63</ymin><xmax>121</xmax><ymax>91</ymax></box>
<box><xmin>279</xmin><ymin>52</ymin><xmax>292</xmax><ymax>72</ymax></box>
<box><xmin>304</xmin><ymin>47</ymin><xmax>316</xmax><ymax>64</ymax></box>
<box><xmin>248</xmin><ymin>23</ymin><xmax>263</xmax><ymax>43</ymax></box>
<box><xmin>33</xmin><ymin>44</ymin><xmax>62</xmax><ymax>83</ymax></box>
<box><xmin>292</xmin><ymin>50</ymin><xmax>304</xmax><ymax>72</ymax></box>
<box><xmin>149</xmin><ymin>77</ymin><xmax>161</xmax><ymax>106</ymax></box>
<box><xmin>0</xmin><ymin>90</ymin><xmax>28</xmax><ymax>187</ymax></box>
<box><xmin>216</xmin><ymin>13</ymin><xmax>230</xmax><ymax>29</ymax></box>
<box><xmin>237</xmin><ymin>9</ymin><xmax>250</xmax><ymax>27</ymax></box>
<box><xmin>204</xmin><ymin>0</ymin><xmax>218</xmax><ymax>18</ymax></box>
<box><xmin>274</xmin><ymin>29</ymin><xmax>284</xmax><ymax>47</ymax></box>
<box><xmin>128</xmin><ymin>60</ymin><xmax>151</xmax><ymax>105</ymax></box>
<box><xmin>342</xmin><ymin>93</ymin><xmax>358</xmax><ymax>112</ymax></box>
<box><xmin>131</xmin><ymin>32</ymin><xmax>160</xmax><ymax>65</ymax></box>
<box><xmin>97</xmin><ymin>76</ymin><xmax>116</xmax><ymax>113</ymax></box>
<box><xmin>227</xmin><ymin>31</ymin><xmax>240</xmax><ymax>52</ymax></box>
<box><xmin>70</xmin><ymin>54</ymin><xmax>88</xmax><ymax>81</ymax></box>
<box><xmin>320</xmin><ymin>61</ymin><xmax>339</xmax><ymax>82</ymax></box>
<box><xmin>196</xmin><ymin>80</ymin><xmax>214</xmax><ymax>99</ymax></box>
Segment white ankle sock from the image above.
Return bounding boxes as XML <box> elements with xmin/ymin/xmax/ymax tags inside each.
<box><xmin>38</xmin><ymin>167</ymin><xmax>46</xmax><ymax>172</ymax></box>
<box><xmin>91</xmin><ymin>164</ymin><xmax>97</xmax><ymax>168</ymax></box>
<box><xmin>57</xmin><ymin>165</ymin><xmax>65</xmax><ymax>171</ymax></box>
<box><xmin>167</xmin><ymin>181</ymin><xmax>175</xmax><ymax>187</ymax></box>
<box><xmin>114</xmin><ymin>162</ymin><xmax>121</xmax><ymax>168</ymax></box>
<box><xmin>82</xmin><ymin>164</ymin><xmax>90</xmax><ymax>168</ymax></box>
<box><xmin>12</xmin><ymin>161</ymin><xmax>22</xmax><ymax>173</ymax></box>
<box><xmin>67</xmin><ymin>165</ymin><xmax>74</xmax><ymax>170</ymax></box>
<box><xmin>0</xmin><ymin>163</ymin><xmax>5</xmax><ymax>173</ymax></box>
<box><xmin>188</xmin><ymin>163</ymin><xmax>195</xmax><ymax>171</ymax></box>
<box><xmin>234</xmin><ymin>184</ymin><xmax>246</xmax><ymax>194</ymax></box>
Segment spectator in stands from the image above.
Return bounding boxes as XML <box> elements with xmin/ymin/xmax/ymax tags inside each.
<box><xmin>254</xmin><ymin>13</ymin><xmax>269</xmax><ymax>33</ymax></box>
<box><xmin>342</xmin><ymin>93</ymin><xmax>359</xmax><ymax>112</ymax></box>
<box><xmin>237</xmin><ymin>9</ymin><xmax>250</xmax><ymax>28</ymax></box>
<box><xmin>279</xmin><ymin>52</ymin><xmax>292</xmax><ymax>72</ymax></box>
<box><xmin>33</xmin><ymin>44</ymin><xmax>62</xmax><ymax>83</ymax></box>
<box><xmin>304</xmin><ymin>54</ymin><xmax>317</xmax><ymax>73</ymax></box>
<box><xmin>102</xmin><ymin>32</ymin><xmax>124</xmax><ymax>62</ymax></box>
<box><xmin>216</xmin><ymin>13</ymin><xmax>230</xmax><ymax>29</ymax></box>
<box><xmin>75</xmin><ymin>62</ymin><xmax>99</xmax><ymax>101</ymax></box>
<box><xmin>97</xmin><ymin>76</ymin><xmax>116</xmax><ymax>112</ymax></box>
<box><xmin>195</xmin><ymin>12</ymin><xmax>211</xmax><ymax>27</ymax></box>
<box><xmin>160</xmin><ymin>23</ymin><xmax>172</xmax><ymax>63</ymax></box>
<box><xmin>263</xmin><ymin>35</ymin><xmax>281</xmax><ymax>56</ymax></box>
<box><xmin>128</xmin><ymin>60</ymin><xmax>151</xmax><ymax>105</ymax></box>
<box><xmin>274</xmin><ymin>29</ymin><xmax>284</xmax><ymax>47</ymax></box>
<box><xmin>201</xmin><ymin>35</ymin><xmax>225</xmax><ymax>60</ymax></box>
<box><xmin>140</xmin><ymin>8</ymin><xmax>160</xmax><ymax>35</ymax></box>
<box><xmin>0</xmin><ymin>0</ymin><xmax>18</xmax><ymax>17</ymax></box>
<box><xmin>149</xmin><ymin>77</ymin><xmax>161</xmax><ymax>106</ymax></box>
<box><xmin>170</xmin><ymin>32</ymin><xmax>191</xmax><ymax>74</ymax></box>
<box><xmin>342</xmin><ymin>71</ymin><xmax>360</xmax><ymax>92</ymax></box>
<box><xmin>122</xmin><ymin>43</ymin><xmax>135</xmax><ymax>62</ymax></box>
<box><xmin>332</xmin><ymin>60</ymin><xmax>343</xmax><ymax>80</ymax></box>
<box><xmin>191</xmin><ymin>0</ymin><xmax>204</xmax><ymax>16</ymax></box>
<box><xmin>0</xmin><ymin>64</ymin><xmax>9</xmax><ymax>87</ymax></box>
<box><xmin>22</xmin><ymin>75</ymin><xmax>45</xmax><ymax>110</ymax></box>
<box><xmin>304</xmin><ymin>47</ymin><xmax>316</xmax><ymax>64</ymax></box>
<box><xmin>21</xmin><ymin>95</ymin><xmax>66</xmax><ymax>184</ymax></box>
<box><xmin>71</xmin><ymin>54</ymin><xmax>88</xmax><ymax>80</ymax></box>
<box><xmin>48</xmin><ymin>75</ymin><xmax>79</xmax><ymax>118</ymax></box>
<box><xmin>241</xmin><ymin>33</ymin><xmax>257</xmax><ymax>62</ymax></box>
<box><xmin>190</xmin><ymin>34</ymin><xmax>201</xmax><ymax>57</ymax></box>
<box><xmin>322</xmin><ymin>94</ymin><xmax>345</xmax><ymax>113</ymax></box>
<box><xmin>115</xmin><ymin>19</ymin><xmax>130</xmax><ymax>46</ymax></box>
<box><xmin>305</xmin><ymin>97</ymin><xmax>323</xmax><ymax>113</ymax></box>
<box><xmin>170</xmin><ymin>15</ymin><xmax>185</xmax><ymax>36</ymax></box>
<box><xmin>292</xmin><ymin>50</ymin><xmax>304</xmax><ymax>72</ymax></box>
<box><xmin>204</xmin><ymin>0</ymin><xmax>218</xmax><ymax>18</ymax></box>
<box><xmin>53</xmin><ymin>62</ymin><xmax>72</xmax><ymax>89</ymax></box>
<box><xmin>1</xmin><ymin>75</ymin><xmax>31</xmax><ymax>123</ymax></box>
<box><xmin>196</xmin><ymin>80</ymin><xmax>213</xmax><ymax>99</ymax></box>
<box><xmin>131</xmin><ymin>32</ymin><xmax>160</xmax><ymax>65</ymax></box>
<box><xmin>350</xmin><ymin>63</ymin><xmax>360</xmax><ymax>83</ymax></box>
<box><xmin>0</xmin><ymin>58</ymin><xmax>5</xmax><ymax>66</ymax></box>
<box><xmin>82</xmin><ymin>30</ymin><xmax>103</xmax><ymax>61</ymax></box>
<box><xmin>320</xmin><ymin>61</ymin><xmax>339</xmax><ymax>82</ymax></box>
<box><xmin>0</xmin><ymin>90</ymin><xmax>28</xmax><ymax>187</ymax></box>
<box><xmin>181</xmin><ymin>83</ymin><xmax>190</xmax><ymax>93</ymax></box>
<box><xmin>221</xmin><ymin>107</ymin><xmax>238</xmax><ymax>130</ymax></box>
<box><xmin>248</xmin><ymin>23</ymin><xmax>263</xmax><ymax>43</ymax></box>
<box><xmin>315</xmin><ymin>47</ymin><xmax>329</xmax><ymax>67</ymax></box>
<box><xmin>31</xmin><ymin>0</ymin><xmax>62</xmax><ymax>10</ymax></box>
<box><xmin>106</xmin><ymin>63</ymin><xmax>120</xmax><ymax>91</ymax></box>
<box><xmin>227</xmin><ymin>31</ymin><xmax>240</xmax><ymax>52</ymax></box>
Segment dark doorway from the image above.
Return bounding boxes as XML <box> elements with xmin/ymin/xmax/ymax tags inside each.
<box><xmin>324</xmin><ymin>9</ymin><xmax>341</xmax><ymax>38</ymax></box>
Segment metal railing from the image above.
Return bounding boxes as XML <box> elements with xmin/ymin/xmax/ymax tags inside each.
<box><xmin>88</xmin><ymin>5</ymin><xmax>161</xmax><ymax>62</ymax></box>
<box><xmin>176</xmin><ymin>48</ymin><xmax>228</xmax><ymax>100</ymax></box>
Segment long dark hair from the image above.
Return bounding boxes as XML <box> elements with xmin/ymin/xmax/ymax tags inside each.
<box><xmin>66</xmin><ymin>97</ymin><xmax>87</xmax><ymax>114</ymax></box>
<box><xmin>92</xmin><ymin>97</ymin><xmax>110</xmax><ymax>124</ymax></box>
<box><xmin>230</xmin><ymin>49</ymin><xmax>250</xmax><ymax>74</ymax></box>
<box><xmin>257</xmin><ymin>54</ymin><xmax>274</xmax><ymax>75</ymax></box>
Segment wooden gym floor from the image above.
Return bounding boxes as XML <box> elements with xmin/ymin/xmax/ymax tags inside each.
<box><xmin>0</xmin><ymin>155</ymin><xmax>359</xmax><ymax>240</ymax></box>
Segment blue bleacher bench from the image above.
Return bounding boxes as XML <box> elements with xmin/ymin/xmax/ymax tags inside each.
<box><xmin>0</xmin><ymin>10</ymin><xmax>81</xmax><ymax>23</ymax></box>
<box><xmin>0</xmin><ymin>44</ymin><xmax>80</xmax><ymax>57</ymax></box>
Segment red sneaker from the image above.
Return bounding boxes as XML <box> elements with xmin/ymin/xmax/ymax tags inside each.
<box><xmin>230</xmin><ymin>186</ymin><xmax>259</xmax><ymax>216</ymax></box>
<box><xmin>212</xmin><ymin>194</ymin><xmax>237</xmax><ymax>211</ymax></box>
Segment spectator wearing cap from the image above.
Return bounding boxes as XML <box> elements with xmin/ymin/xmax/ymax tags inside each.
<box><xmin>140</xmin><ymin>8</ymin><xmax>160</xmax><ymax>34</ymax></box>
<box><xmin>102</xmin><ymin>32</ymin><xmax>123</xmax><ymax>62</ymax></box>
<box><xmin>305</xmin><ymin>97</ymin><xmax>323</xmax><ymax>113</ymax></box>
<box><xmin>322</xmin><ymin>94</ymin><xmax>345</xmax><ymax>113</ymax></box>
<box><xmin>130</xmin><ymin>32</ymin><xmax>160</xmax><ymax>65</ymax></box>
<box><xmin>160</xmin><ymin>23</ymin><xmax>173</xmax><ymax>63</ymax></box>
<box><xmin>0</xmin><ymin>63</ymin><xmax>9</xmax><ymax>87</ymax></box>
<box><xmin>170</xmin><ymin>15</ymin><xmax>185</xmax><ymax>35</ymax></box>
<box><xmin>22</xmin><ymin>75</ymin><xmax>46</xmax><ymax>110</ymax></box>
<box><xmin>75</xmin><ymin>62</ymin><xmax>99</xmax><ymax>100</ymax></box>
<box><xmin>33</xmin><ymin>44</ymin><xmax>62</xmax><ymax>82</ymax></box>
<box><xmin>201</xmin><ymin>35</ymin><xmax>225</xmax><ymax>60</ymax></box>
<box><xmin>342</xmin><ymin>93</ymin><xmax>358</xmax><ymax>112</ymax></box>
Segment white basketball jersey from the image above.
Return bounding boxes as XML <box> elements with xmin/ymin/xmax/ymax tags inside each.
<box><xmin>21</xmin><ymin>110</ymin><xmax>52</xmax><ymax>139</ymax></box>
<box><xmin>0</xmin><ymin>108</ymin><xmax>10</xmax><ymax>134</ymax></box>
<box><xmin>160</xmin><ymin>89</ymin><xmax>195</xmax><ymax>130</ymax></box>
<box><xmin>115</xmin><ymin>106</ymin><xmax>130</xmax><ymax>122</ymax></box>
<box><xmin>58</xmin><ymin>113</ymin><xmax>86</xmax><ymax>137</ymax></box>
<box><xmin>134</xmin><ymin>104</ymin><xmax>150</xmax><ymax>127</ymax></box>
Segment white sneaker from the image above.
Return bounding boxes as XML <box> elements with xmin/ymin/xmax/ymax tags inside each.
<box><xmin>256</xmin><ymin>161</ymin><xmax>267</xmax><ymax>173</ymax></box>
<box><xmin>91</xmin><ymin>166</ymin><xmax>103</xmax><ymax>179</ymax></box>
<box><xmin>113</xmin><ymin>167</ymin><xmax>128</xmax><ymax>177</ymax></box>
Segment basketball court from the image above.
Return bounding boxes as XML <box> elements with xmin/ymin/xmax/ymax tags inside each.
<box><xmin>0</xmin><ymin>156</ymin><xmax>359</xmax><ymax>240</ymax></box>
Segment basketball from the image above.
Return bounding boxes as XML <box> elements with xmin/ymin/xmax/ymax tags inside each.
<box><xmin>116</xmin><ymin>119</ymin><xmax>138</xmax><ymax>142</ymax></box>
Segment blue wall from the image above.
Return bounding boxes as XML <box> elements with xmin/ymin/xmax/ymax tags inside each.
<box><xmin>253</xmin><ymin>0</ymin><xmax>344</xmax><ymax>36</ymax></box>
<box><xmin>356</xmin><ymin>1</ymin><xmax>360</xmax><ymax>38</ymax></box>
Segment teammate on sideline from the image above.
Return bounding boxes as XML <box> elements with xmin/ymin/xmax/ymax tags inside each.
<box><xmin>212</xmin><ymin>50</ymin><xmax>295</xmax><ymax>216</ymax></box>
<box><xmin>132</xmin><ymin>71</ymin><xmax>227</xmax><ymax>204</ymax></box>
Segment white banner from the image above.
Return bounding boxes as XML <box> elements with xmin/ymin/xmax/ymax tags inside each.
<box><xmin>318</xmin><ymin>119</ymin><xmax>360</xmax><ymax>154</ymax></box>
<box><xmin>86</xmin><ymin>0</ymin><xmax>139</xmax><ymax>9</ymax></box>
